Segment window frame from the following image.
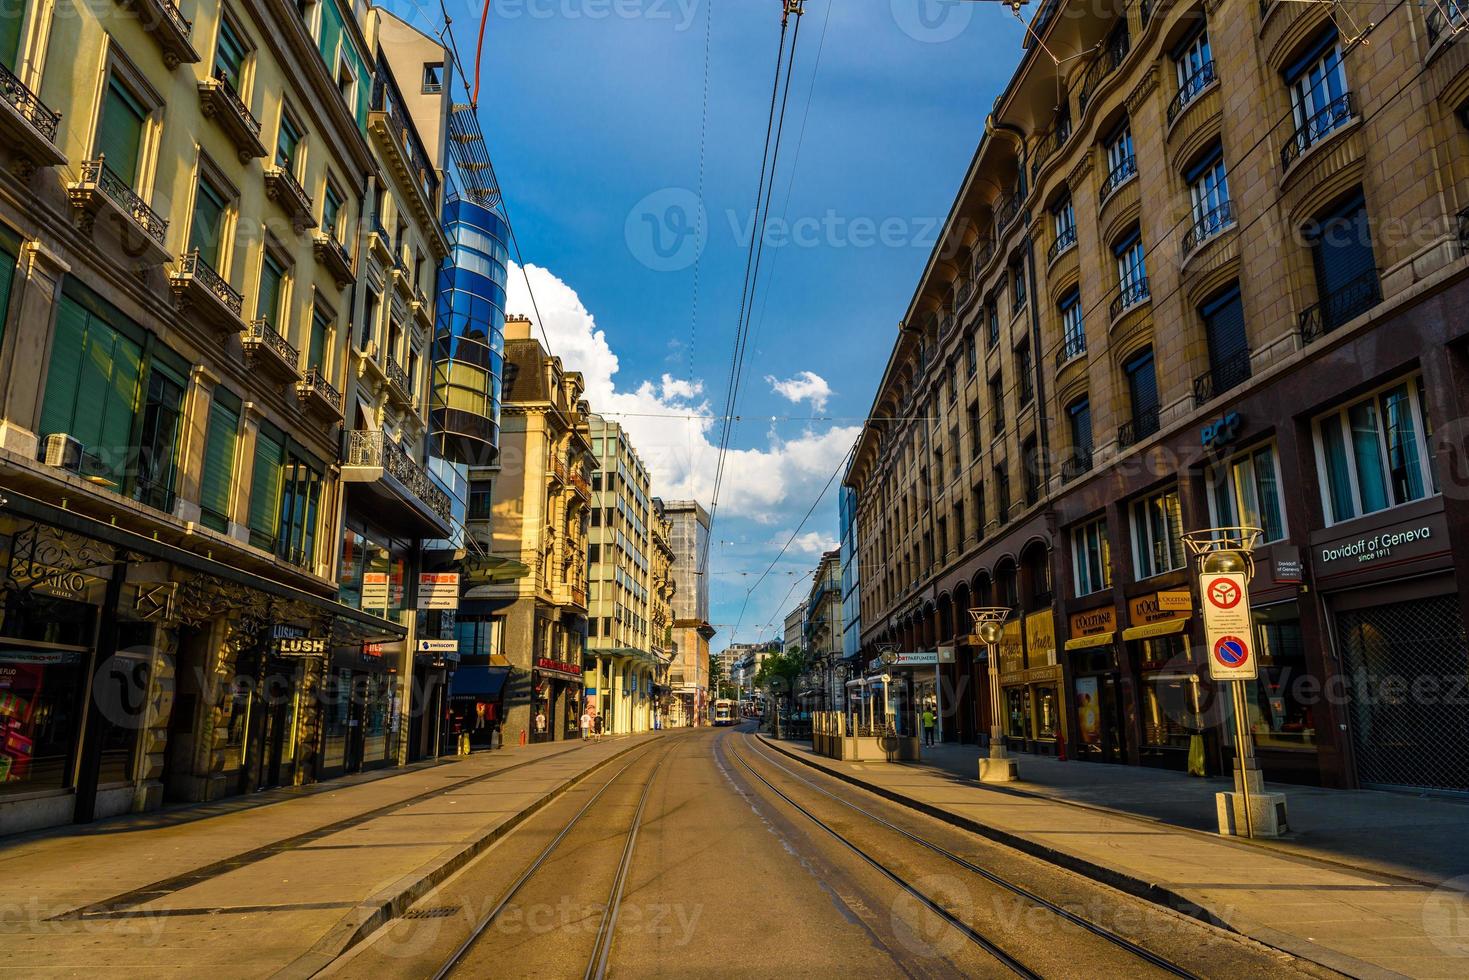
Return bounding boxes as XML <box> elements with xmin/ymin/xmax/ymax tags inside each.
<box><xmin>1311</xmin><ymin>373</ymin><xmax>1438</xmax><ymax>526</ymax></box>
<box><xmin>1071</xmin><ymin>516</ymin><xmax>1111</xmax><ymax>597</ymax></box>
<box><xmin>1131</xmin><ymin>485</ymin><xmax>1185</xmax><ymax>579</ymax></box>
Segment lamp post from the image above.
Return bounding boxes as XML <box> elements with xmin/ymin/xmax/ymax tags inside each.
<box><xmin>876</xmin><ymin>641</ymin><xmax>899</xmax><ymax>733</ymax></box>
<box><xmin>970</xmin><ymin>606</ymin><xmax>1017</xmax><ymax>782</ymax></box>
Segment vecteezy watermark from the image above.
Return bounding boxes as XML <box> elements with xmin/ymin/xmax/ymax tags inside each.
<box><xmin>494</xmin><ymin>0</ymin><xmax>701</xmax><ymax>30</ymax></box>
<box><xmin>889</xmin><ymin>874</ymin><xmax>973</xmax><ymax>958</ymax></box>
<box><xmin>1422</xmin><ymin>875</ymin><xmax>1469</xmax><ymax>957</ymax></box>
<box><xmin>890</xmin><ymin>0</ymin><xmax>974</xmax><ymax>43</ymax></box>
<box><xmin>625</xmin><ymin>188</ymin><xmax>707</xmax><ymax>272</ymax></box>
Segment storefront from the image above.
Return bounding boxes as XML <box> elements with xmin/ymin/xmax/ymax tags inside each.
<box><xmin>408</xmin><ymin>636</ymin><xmax>457</xmax><ymax>761</ymax></box>
<box><xmin>532</xmin><ymin>656</ymin><xmax>583</xmax><ymax>742</ymax></box>
<box><xmin>1121</xmin><ymin>590</ymin><xmax>1204</xmax><ymax>773</ymax></box>
<box><xmin>320</xmin><ymin>642</ymin><xmax>399</xmax><ymax>776</ymax></box>
<box><xmin>995</xmin><ymin>611</ymin><xmax>1065</xmax><ymax>755</ymax></box>
<box><xmin>1064</xmin><ymin>605</ymin><xmax>1126</xmax><ymax>764</ymax></box>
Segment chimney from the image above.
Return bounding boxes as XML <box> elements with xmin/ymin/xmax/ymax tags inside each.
<box><xmin>504</xmin><ymin>314</ymin><xmax>533</xmax><ymax>341</ymax></box>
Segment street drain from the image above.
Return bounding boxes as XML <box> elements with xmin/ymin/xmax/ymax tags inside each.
<box><xmin>403</xmin><ymin>906</ymin><xmax>460</xmax><ymax>919</ymax></box>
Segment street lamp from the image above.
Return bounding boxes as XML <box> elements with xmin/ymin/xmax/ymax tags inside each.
<box><xmin>969</xmin><ymin>606</ymin><xmax>1017</xmax><ymax>782</ymax></box>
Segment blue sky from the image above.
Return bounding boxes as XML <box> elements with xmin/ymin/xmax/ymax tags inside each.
<box><xmin>397</xmin><ymin>0</ymin><xmax>1021</xmax><ymax>648</ymax></box>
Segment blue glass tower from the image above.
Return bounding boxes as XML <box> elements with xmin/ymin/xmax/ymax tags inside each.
<box><xmin>432</xmin><ymin>196</ymin><xmax>508</xmax><ymax>464</ymax></box>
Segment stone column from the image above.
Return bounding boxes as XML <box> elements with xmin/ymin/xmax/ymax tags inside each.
<box><xmin>0</xmin><ymin>240</ymin><xmax>69</xmax><ymax>456</ymax></box>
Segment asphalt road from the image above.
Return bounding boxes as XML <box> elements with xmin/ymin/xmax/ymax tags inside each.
<box><xmin>324</xmin><ymin>725</ymin><xmax>1337</xmax><ymax>979</ymax></box>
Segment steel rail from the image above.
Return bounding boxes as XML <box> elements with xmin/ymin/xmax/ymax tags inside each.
<box><xmin>739</xmin><ymin>733</ymin><xmax>1201</xmax><ymax>980</ymax></box>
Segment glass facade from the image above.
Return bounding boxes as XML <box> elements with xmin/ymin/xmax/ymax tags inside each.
<box><xmin>840</xmin><ymin>486</ymin><xmax>861</xmax><ymax>661</ymax></box>
<box><xmin>432</xmin><ymin>197</ymin><xmax>507</xmax><ymax>465</ymax></box>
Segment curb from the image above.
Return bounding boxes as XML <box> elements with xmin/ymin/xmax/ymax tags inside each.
<box><xmin>756</xmin><ymin>735</ymin><xmax>1406</xmax><ymax>980</ymax></box>
<box><xmin>276</xmin><ymin>734</ymin><xmax>666</xmax><ymax>980</ymax></box>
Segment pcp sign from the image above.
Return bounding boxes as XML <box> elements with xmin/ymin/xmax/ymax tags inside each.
<box><xmin>1202</xmin><ymin>571</ymin><xmax>1257</xmax><ymax>680</ymax></box>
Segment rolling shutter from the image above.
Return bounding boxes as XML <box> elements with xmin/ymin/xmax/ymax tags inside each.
<box><xmin>198</xmin><ymin>393</ymin><xmax>239</xmax><ymax>532</ymax></box>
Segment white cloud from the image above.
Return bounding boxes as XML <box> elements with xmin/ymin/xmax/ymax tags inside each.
<box><xmin>506</xmin><ymin>263</ymin><xmax>857</xmax><ymax>524</ymax></box>
<box><xmin>765</xmin><ymin>370</ymin><xmax>833</xmax><ymax>412</ymax></box>
<box><xmin>770</xmin><ymin>530</ymin><xmax>838</xmax><ymax>556</ymax></box>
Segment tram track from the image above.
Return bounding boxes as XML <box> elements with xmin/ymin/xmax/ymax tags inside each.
<box><xmin>724</xmin><ymin>730</ymin><xmax>1204</xmax><ymax>980</ymax></box>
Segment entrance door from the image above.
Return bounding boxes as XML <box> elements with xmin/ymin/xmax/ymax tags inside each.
<box><xmin>345</xmin><ymin>675</ymin><xmax>366</xmax><ymax>774</ymax></box>
<box><xmin>1337</xmin><ymin>594</ymin><xmax>1469</xmax><ymax>793</ymax></box>
<box><xmin>1074</xmin><ymin>673</ymin><xmax>1127</xmax><ymax>763</ymax></box>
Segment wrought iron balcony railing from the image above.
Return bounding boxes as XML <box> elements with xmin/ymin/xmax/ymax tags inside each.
<box><xmin>1281</xmin><ymin>92</ymin><xmax>1354</xmax><ymax>171</ymax></box>
<box><xmin>211</xmin><ymin>69</ymin><xmax>260</xmax><ymax>137</ymax></box>
<box><xmin>996</xmin><ymin>191</ymin><xmax>1024</xmax><ymax>232</ymax></box>
<box><xmin>1079</xmin><ymin>28</ymin><xmax>1131</xmax><ymax>113</ymax></box>
<box><xmin>1061</xmin><ymin>449</ymin><xmax>1094</xmax><ymax>484</ymax></box>
<box><xmin>1099</xmin><ymin>154</ymin><xmax>1137</xmax><ymax>205</ymax></box>
<box><xmin>1182</xmin><ymin>200</ymin><xmax>1234</xmax><ymax>255</ymax></box>
<box><xmin>1054</xmin><ymin>330</ymin><xmax>1087</xmax><ymax>367</ymax></box>
<box><xmin>297</xmin><ymin>366</ymin><xmax>343</xmax><ymax>413</ymax></box>
<box><xmin>345</xmin><ymin>429</ymin><xmax>452</xmax><ymax>524</ymax></box>
<box><xmin>385</xmin><ymin>357</ymin><xmax>412</xmax><ymax>396</ymax></box>
<box><xmin>77</xmin><ymin>158</ymin><xmax>169</xmax><ymax>245</ymax></box>
<box><xmin>1192</xmin><ymin>348</ymin><xmax>1252</xmax><ymax>406</ymax></box>
<box><xmin>1427</xmin><ymin>0</ymin><xmax>1466</xmax><ymax>46</ymax></box>
<box><xmin>1047</xmin><ymin>225</ymin><xmax>1077</xmax><ymax>264</ymax></box>
<box><xmin>1167</xmin><ymin>60</ymin><xmax>1216</xmax><ymax>126</ymax></box>
<box><xmin>1030</xmin><ymin>119</ymin><xmax>1072</xmax><ymax>180</ymax></box>
<box><xmin>1298</xmin><ymin>268</ymin><xmax>1382</xmax><ymax>345</ymax></box>
<box><xmin>0</xmin><ymin>60</ymin><xmax>60</xmax><ymax>143</ymax></box>
<box><xmin>1109</xmin><ymin>275</ymin><xmax>1150</xmax><ymax>320</ymax></box>
<box><xmin>245</xmin><ymin>316</ymin><xmax>298</xmax><ymax>365</ymax></box>
<box><xmin>175</xmin><ymin>249</ymin><xmax>242</xmax><ymax>315</ymax></box>
<box><xmin>1118</xmin><ymin>406</ymin><xmax>1160</xmax><ymax>448</ymax></box>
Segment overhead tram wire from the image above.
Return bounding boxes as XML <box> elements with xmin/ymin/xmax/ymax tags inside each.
<box><xmin>702</xmin><ymin>1</ymin><xmax>806</xmax><ymax>575</ymax></box>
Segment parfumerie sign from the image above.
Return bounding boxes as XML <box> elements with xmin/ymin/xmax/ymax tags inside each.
<box><xmin>1315</xmin><ymin>513</ymin><xmax>1446</xmax><ymax>576</ymax></box>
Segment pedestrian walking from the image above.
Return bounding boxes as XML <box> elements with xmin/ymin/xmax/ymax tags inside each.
<box><xmin>579</xmin><ymin>710</ymin><xmax>591</xmax><ymax>741</ymax></box>
<box><xmin>593</xmin><ymin>714</ymin><xmax>604</xmax><ymax>740</ymax></box>
<box><xmin>921</xmin><ymin>706</ymin><xmax>936</xmax><ymax>747</ymax></box>
<box><xmin>535</xmin><ymin>710</ymin><xmax>547</xmax><ymax>739</ymax></box>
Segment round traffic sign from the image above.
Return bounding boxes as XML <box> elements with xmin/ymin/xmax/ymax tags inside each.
<box><xmin>1213</xmin><ymin>634</ymin><xmax>1250</xmax><ymax>668</ymax></box>
<box><xmin>1207</xmin><ymin>578</ymin><xmax>1243</xmax><ymax>609</ymax></box>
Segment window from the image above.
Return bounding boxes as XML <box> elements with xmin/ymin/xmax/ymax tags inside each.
<box><xmin>468</xmin><ymin>479</ymin><xmax>493</xmax><ymax>520</ymax></box>
<box><xmin>1207</xmin><ymin>442</ymin><xmax>1286</xmax><ymax>543</ymax></box>
<box><xmin>199</xmin><ymin>389</ymin><xmax>240</xmax><ymax>533</ymax></box>
<box><xmin>307</xmin><ymin>307</ymin><xmax>330</xmax><ymax>374</ymax></box>
<box><xmin>989</xmin><ymin>372</ymin><xmax>1004</xmax><ymax>434</ymax></box>
<box><xmin>1059</xmin><ymin>288</ymin><xmax>1085</xmax><ymax>360</ymax></box>
<box><xmin>1131</xmin><ymin>486</ymin><xmax>1184</xmax><ymax>578</ymax></box>
<box><xmin>1114</xmin><ymin>228</ymin><xmax>1147</xmax><ymax>307</ymax></box>
<box><xmin>1305</xmin><ymin>190</ymin><xmax>1379</xmax><ymax>335</ymax></box>
<box><xmin>967</xmin><ymin>401</ymin><xmax>981</xmax><ymax>461</ymax></box>
<box><xmin>1051</xmin><ymin>197</ymin><xmax>1076</xmax><ymax>256</ymax></box>
<box><xmin>0</xmin><ymin>227</ymin><xmax>20</xmax><ymax>354</ymax></box>
<box><xmin>954</xmin><ymin>501</ymin><xmax>965</xmax><ymax>545</ymax></box>
<box><xmin>336</xmin><ymin>52</ymin><xmax>356</xmax><ymax>102</ymax></box>
<box><xmin>190</xmin><ymin>176</ymin><xmax>229</xmax><ymax>271</ymax></box>
<box><xmin>258</xmin><ymin>252</ymin><xmax>286</xmax><ymax>327</ymax></box>
<box><xmin>135</xmin><ymin>364</ymin><xmax>186</xmax><ymax>511</ymax></box>
<box><xmin>1186</xmin><ymin>146</ymin><xmax>1231</xmax><ymax>244</ymax></box>
<box><xmin>946</xmin><ymin>357</ymin><xmax>958</xmax><ymax>404</ymax></box>
<box><xmin>1071</xmin><ymin>517</ymin><xmax>1111</xmax><ymax>596</ymax></box>
<box><xmin>1199</xmin><ymin>284</ymin><xmax>1249</xmax><ymax>399</ymax></box>
<box><xmin>1068</xmin><ymin>397</ymin><xmax>1093</xmax><ymax>468</ymax></box>
<box><xmin>1285</xmin><ymin>31</ymin><xmax>1350</xmax><ymax>160</ymax></box>
<box><xmin>1022</xmin><ymin>436</ymin><xmax>1040</xmax><ymax>505</ymax></box>
<box><xmin>1010</xmin><ymin>264</ymin><xmax>1026</xmax><ymax>313</ymax></box>
<box><xmin>986</xmin><ymin>296</ymin><xmax>999</xmax><ymax>347</ymax></box>
<box><xmin>277</xmin><ymin>449</ymin><xmax>323</xmax><ymax>567</ymax></box>
<box><xmin>277</xmin><ymin>111</ymin><xmax>303</xmax><ymax>176</ymax></box>
<box><xmin>1102</xmin><ymin>121</ymin><xmax>1135</xmax><ymax>196</ymax></box>
<box><xmin>1314</xmin><ymin>374</ymin><xmax>1438</xmax><ymax>524</ymax></box>
<box><xmin>96</xmin><ymin>77</ymin><xmax>149</xmax><ymax>187</ymax></box>
<box><xmin>214</xmin><ymin>15</ymin><xmax>249</xmax><ymax>93</ymax></box>
<box><xmin>1016</xmin><ymin>339</ymin><xmax>1033</xmax><ymax>407</ymax></box>
<box><xmin>423</xmin><ymin>62</ymin><xmax>444</xmax><ymax>93</ymax></box>
<box><xmin>361</xmin><ymin>289</ymin><xmax>379</xmax><ymax>350</ymax></box>
<box><xmin>323</xmin><ymin>182</ymin><xmax>344</xmax><ymax>242</ymax></box>
<box><xmin>965</xmin><ymin>331</ymin><xmax>977</xmax><ymax>377</ymax></box>
<box><xmin>1124</xmin><ymin>348</ymin><xmax>1160</xmax><ymax>441</ymax></box>
<box><xmin>248</xmin><ymin>423</ymin><xmax>285</xmax><ymax>552</ymax></box>
<box><xmin>0</xmin><ymin>0</ymin><xmax>23</xmax><ymax>71</ymax></box>
<box><xmin>995</xmin><ymin>464</ymin><xmax>1011</xmax><ymax>524</ymax></box>
<box><xmin>1173</xmin><ymin>27</ymin><xmax>1214</xmax><ymax>110</ymax></box>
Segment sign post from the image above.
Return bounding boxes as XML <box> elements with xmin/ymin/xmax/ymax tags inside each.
<box><xmin>968</xmin><ymin>607</ymin><xmax>1016</xmax><ymax>783</ymax></box>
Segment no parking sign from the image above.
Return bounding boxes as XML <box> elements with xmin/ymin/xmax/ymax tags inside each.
<box><xmin>1202</xmin><ymin>571</ymin><xmax>1257</xmax><ymax>680</ymax></box>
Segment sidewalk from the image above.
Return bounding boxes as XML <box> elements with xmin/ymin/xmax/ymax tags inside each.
<box><xmin>0</xmin><ymin>732</ymin><xmax>662</xmax><ymax>978</ymax></box>
<box><xmin>759</xmin><ymin>735</ymin><xmax>1469</xmax><ymax>980</ymax></box>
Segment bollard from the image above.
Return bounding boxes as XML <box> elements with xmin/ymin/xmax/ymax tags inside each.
<box><xmin>520</xmin><ymin>728</ymin><xmax>527</xmax><ymax>747</ymax></box>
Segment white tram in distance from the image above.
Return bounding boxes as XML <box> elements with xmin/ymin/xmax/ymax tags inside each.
<box><xmin>712</xmin><ymin>699</ymin><xmax>738</xmax><ymax>726</ymax></box>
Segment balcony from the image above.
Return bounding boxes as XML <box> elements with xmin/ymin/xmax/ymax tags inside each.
<box><xmin>1280</xmin><ymin>92</ymin><xmax>1355</xmax><ymax>172</ymax></box>
<box><xmin>1181</xmin><ymin>200</ymin><xmax>1235</xmax><ymax>258</ymax></box>
<box><xmin>1046</xmin><ymin>226</ymin><xmax>1077</xmax><ymax>265</ymax></box>
<box><xmin>1298</xmin><ymin>268</ymin><xmax>1382</xmax><ymax>345</ymax></box>
<box><xmin>197</xmin><ymin>75</ymin><xmax>265</xmax><ymax>163</ymax></box>
<box><xmin>0</xmin><ymin>61</ymin><xmax>65</xmax><ymax>172</ymax></box>
<box><xmin>368</xmin><ymin>71</ymin><xmax>441</xmax><ymax>237</ymax></box>
<box><xmin>384</xmin><ymin>357</ymin><xmax>414</xmax><ymax>407</ymax></box>
<box><xmin>996</xmin><ymin>192</ymin><xmax>1025</xmax><ymax>233</ymax></box>
<box><xmin>168</xmin><ymin>250</ymin><xmax>243</xmax><ymax>334</ymax></box>
<box><xmin>1117</xmin><ymin>406</ymin><xmax>1160</xmax><ymax>448</ymax></box>
<box><xmin>242</xmin><ymin>318</ymin><xmax>300</xmax><ymax>382</ymax></box>
<box><xmin>264</xmin><ymin>164</ymin><xmax>315</xmax><ymax>230</ymax></box>
<box><xmin>67</xmin><ymin>158</ymin><xmax>170</xmax><ymax>266</ymax></box>
<box><xmin>1078</xmin><ymin>29</ymin><xmax>1131</xmax><ymax>114</ymax></box>
<box><xmin>940</xmin><ymin>312</ymin><xmax>955</xmax><ymax>338</ymax></box>
<box><xmin>1167</xmin><ymin>61</ymin><xmax>1217</xmax><ymax>127</ymax></box>
<box><xmin>1426</xmin><ymin>0</ymin><xmax>1465</xmax><ymax>48</ymax></box>
<box><xmin>391</xmin><ymin>263</ymin><xmax>414</xmax><ymax>301</ymax></box>
<box><xmin>1098</xmin><ymin>155</ymin><xmax>1137</xmax><ymax>207</ymax></box>
<box><xmin>551</xmin><ymin>458</ymin><xmax>570</xmax><ymax>484</ymax></box>
<box><xmin>312</xmin><ymin>232</ymin><xmax>355</xmax><ymax>287</ymax></box>
<box><xmin>412</xmin><ymin>294</ymin><xmax>435</xmax><ymax>331</ymax></box>
<box><xmin>296</xmin><ymin>367</ymin><xmax>343</xmax><ymax>422</ymax></box>
<box><xmin>368</xmin><ymin>215</ymin><xmax>393</xmax><ymax>264</ymax></box>
<box><xmin>570</xmin><ymin>584</ymin><xmax>588</xmax><ymax>608</ymax></box>
<box><xmin>1061</xmin><ymin>449</ymin><xmax>1094</xmax><ymax>484</ymax></box>
<box><xmin>1054</xmin><ymin>331</ymin><xmax>1087</xmax><ymax>368</ymax></box>
<box><xmin>1192</xmin><ymin>349</ymin><xmax>1253</xmax><ymax>406</ymax></box>
<box><xmin>570</xmin><ymin>469</ymin><xmax>591</xmax><ymax>500</ymax></box>
<box><xmin>1109</xmin><ymin>276</ymin><xmax>1150</xmax><ymax>322</ymax></box>
<box><xmin>124</xmin><ymin>0</ymin><xmax>200</xmax><ymax>69</ymax></box>
<box><xmin>1030</xmin><ymin>120</ymin><xmax>1072</xmax><ymax>182</ymax></box>
<box><xmin>341</xmin><ymin>429</ymin><xmax>452</xmax><ymax>538</ymax></box>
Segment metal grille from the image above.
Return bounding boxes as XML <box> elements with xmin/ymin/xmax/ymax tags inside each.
<box><xmin>1337</xmin><ymin>595</ymin><xmax>1469</xmax><ymax>793</ymax></box>
<box><xmin>402</xmin><ymin>906</ymin><xmax>460</xmax><ymax>920</ymax></box>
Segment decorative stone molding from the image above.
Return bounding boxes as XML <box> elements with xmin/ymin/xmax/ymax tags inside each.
<box><xmin>1125</xmin><ymin>66</ymin><xmax>1159</xmax><ymax>114</ymax></box>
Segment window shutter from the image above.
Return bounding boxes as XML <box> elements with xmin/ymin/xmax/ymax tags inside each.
<box><xmin>98</xmin><ymin>81</ymin><xmax>147</xmax><ymax>187</ymax></box>
<box><xmin>248</xmin><ymin>427</ymin><xmax>284</xmax><ymax>549</ymax></box>
<box><xmin>39</xmin><ymin>295</ymin><xmax>89</xmax><ymax>439</ymax></box>
<box><xmin>99</xmin><ymin>332</ymin><xmax>143</xmax><ymax>484</ymax></box>
<box><xmin>199</xmin><ymin>397</ymin><xmax>239</xmax><ymax>531</ymax></box>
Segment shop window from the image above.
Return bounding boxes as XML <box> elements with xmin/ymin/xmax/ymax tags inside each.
<box><xmin>1313</xmin><ymin>373</ymin><xmax>1438</xmax><ymax>525</ymax></box>
<box><xmin>1206</xmin><ymin>442</ymin><xmax>1286</xmax><ymax>542</ymax></box>
<box><xmin>1071</xmin><ymin>516</ymin><xmax>1111</xmax><ymax>596</ymax></box>
<box><xmin>1140</xmin><ymin>666</ymin><xmax>1199</xmax><ymax>753</ymax></box>
<box><xmin>1240</xmin><ymin>603</ymin><xmax>1318</xmax><ymax>750</ymax></box>
<box><xmin>0</xmin><ymin>590</ymin><xmax>97</xmax><ymax>795</ymax></box>
<box><xmin>1131</xmin><ymin>486</ymin><xmax>1184</xmax><ymax>579</ymax></box>
<box><xmin>1006</xmin><ymin>686</ymin><xmax>1031</xmax><ymax>738</ymax></box>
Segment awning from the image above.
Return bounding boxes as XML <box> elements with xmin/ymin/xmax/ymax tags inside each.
<box><xmin>1121</xmin><ymin>619</ymin><xmax>1189</xmax><ymax>641</ymax></box>
<box><xmin>449</xmin><ymin>665</ymin><xmax>510</xmax><ymax>698</ymax></box>
<box><xmin>1064</xmin><ymin>631</ymin><xmax>1115</xmax><ymax>651</ymax></box>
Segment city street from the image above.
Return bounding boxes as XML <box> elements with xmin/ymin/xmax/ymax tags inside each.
<box><xmin>324</xmin><ymin>726</ymin><xmax>1323</xmax><ymax>979</ymax></box>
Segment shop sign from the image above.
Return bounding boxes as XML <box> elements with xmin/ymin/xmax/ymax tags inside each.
<box><xmin>1313</xmin><ymin>513</ymin><xmax>1446</xmax><ymax>577</ymax></box>
<box><xmin>1024</xmin><ymin>611</ymin><xmax>1056</xmax><ymax>668</ymax></box>
<box><xmin>276</xmin><ymin>636</ymin><xmax>326</xmax><ymax>657</ymax></box>
<box><xmin>536</xmin><ymin>657</ymin><xmax>583</xmax><ymax>679</ymax></box>
<box><xmin>1129</xmin><ymin>592</ymin><xmax>1190</xmax><ymax>627</ymax></box>
<box><xmin>867</xmin><ymin>649</ymin><xmax>952</xmax><ymax>671</ymax></box>
<box><xmin>417</xmin><ymin>638</ymin><xmax>458</xmax><ymax>658</ymax></box>
<box><xmin>1156</xmin><ymin>590</ymin><xmax>1192</xmax><ymax>612</ymax></box>
<box><xmin>1068</xmin><ymin>605</ymin><xmax>1115</xmax><ymax>637</ymax></box>
<box><xmin>999</xmin><ymin>620</ymin><xmax>1025</xmax><ymax>675</ymax></box>
<box><xmin>362</xmin><ymin>572</ymin><xmax>389</xmax><ymax>611</ymax></box>
<box><xmin>1273</xmin><ymin>545</ymin><xmax>1303</xmax><ymax>583</ymax></box>
<box><xmin>1200</xmin><ymin>410</ymin><xmax>1243</xmax><ymax>449</ymax></box>
<box><xmin>1202</xmin><ymin>571</ymin><xmax>1257</xmax><ymax>681</ymax></box>
<box><xmin>417</xmin><ymin>573</ymin><xmax>460</xmax><ymax>611</ymax></box>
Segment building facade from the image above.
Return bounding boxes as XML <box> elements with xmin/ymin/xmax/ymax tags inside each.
<box><xmin>585</xmin><ymin>416</ymin><xmax>661</xmax><ymax>734</ymax></box>
<box><xmin>839</xmin><ymin>484</ymin><xmax>862</xmax><ymax>670</ymax></box>
<box><xmin>457</xmin><ymin>315</ymin><xmax>591</xmax><ymax>745</ymax></box>
<box><xmin>662</xmin><ymin>499</ymin><xmax>713</xmax><ymax>726</ymax></box>
<box><xmin>847</xmin><ymin>0</ymin><xmax>1469</xmax><ymax>793</ymax></box>
<box><xmin>650</xmin><ymin>498</ymin><xmax>676</xmax><ymax>728</ymax></box>
<box><xmin>805</xmin><ymin>550</ymin><xmax>845</xmax><ymax>710</ymax></box>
